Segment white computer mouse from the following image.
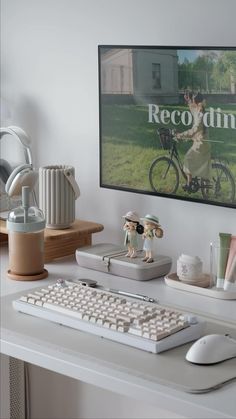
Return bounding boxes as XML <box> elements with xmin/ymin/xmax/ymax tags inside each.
<box><xmin>186</xmin><ymin>334</ymin><xmax>236</xmax><ymax>365</ymax></box>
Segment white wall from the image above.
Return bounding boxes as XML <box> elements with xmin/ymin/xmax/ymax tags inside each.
<box><xmin>1</xmin><ymin>0</ymin><xmax>236</xmax><ymax>272</ymax></box>
<box><xmin>1</xmin><ymin>2</ymin><xmax>236</xmax><ymax>418</ymax></box>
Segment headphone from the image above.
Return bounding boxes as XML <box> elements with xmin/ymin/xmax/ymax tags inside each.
<box><xmin>0</xmin><ymin>126</ymin><xmax>38</xmax><ymax>198</ymax></box>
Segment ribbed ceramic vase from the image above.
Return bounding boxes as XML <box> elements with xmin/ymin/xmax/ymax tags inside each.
<box><xmin>39</xmin><ymin>165</ymin><xmax>79</xmax><ymax>229</ymax></box>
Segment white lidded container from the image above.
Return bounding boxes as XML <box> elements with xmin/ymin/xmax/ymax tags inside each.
<box><xmin>177</xmin><ymin>254</ymin><xmax>203</xmax><ymax>282</ymax></box>
<box><xmin>7</xmin><ymin>186</ymin><xmax>48</xmax><ymax>280</ymax></box>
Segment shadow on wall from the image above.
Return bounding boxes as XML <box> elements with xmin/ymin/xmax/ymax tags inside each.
<box><xmin>13</xmin><ymin>96</ymin><xmax>50</xmax><ymax>169</ymax></box>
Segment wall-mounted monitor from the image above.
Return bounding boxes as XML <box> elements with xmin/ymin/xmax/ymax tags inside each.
<box><xmin>98</xmin><ymin>45</ymin><xmax>236</xmax><ymax>209</ymax></box>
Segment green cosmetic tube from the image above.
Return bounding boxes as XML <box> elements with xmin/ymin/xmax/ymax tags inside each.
<box><xmin>216</xmin><ymin>232</ymin><xmax>231</xmax><ymax>288</ymax></box>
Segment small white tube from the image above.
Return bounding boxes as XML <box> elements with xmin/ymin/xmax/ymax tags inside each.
<box><xmin>224</xmin><ymin>256</ymin><xmax>236</xmax><ymax>291</ymax></box>
<box><xmin>225</xmin><ymin>236</ymin><xmax>236</xmax><ymax>279</ymax></box>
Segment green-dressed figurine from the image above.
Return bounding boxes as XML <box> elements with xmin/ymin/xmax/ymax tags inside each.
<box><xmin>122</xmin><ymin>211</ymin><xmax>142</xmax><ymax>258</ymax></box>
<box><xmin>140</xmin><ymin>214</ymin><xmax>163</xmax><ymax>263</ymax></box>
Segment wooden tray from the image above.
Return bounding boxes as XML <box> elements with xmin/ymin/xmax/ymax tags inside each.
<box><xmin>165</xmin><ymin>273</ymin><xmax>236</xmax><ymax>300</ymax></box>
<box><xmin>0</xmin><ymin>219</ymin><xmax>104</xmax><ymax>262</ymax></box>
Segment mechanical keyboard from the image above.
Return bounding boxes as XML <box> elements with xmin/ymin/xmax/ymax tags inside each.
<box><xmin>12</xmin><ymin>279</ymin><xmax>205</xmax><ymax>353</ymax></box>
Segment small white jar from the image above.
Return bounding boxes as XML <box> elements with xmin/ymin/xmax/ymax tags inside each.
<box><xmin>177</xmin><ymin>254</ymin><xmax>203</xmax><ymax>282</ymax></box>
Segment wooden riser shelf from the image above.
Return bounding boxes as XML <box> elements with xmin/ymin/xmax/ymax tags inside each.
<box><xmin>0</xmin><ymin>219</ymin><xmax>104</xmax><ymax>263</ymax></box>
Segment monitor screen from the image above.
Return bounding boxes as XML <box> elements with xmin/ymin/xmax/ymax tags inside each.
<box><xmin>98</xmin><ymin>45</ymin><xmax>236</xmax><ymax>209</ymax></box>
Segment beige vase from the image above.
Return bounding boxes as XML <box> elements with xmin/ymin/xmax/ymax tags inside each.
<box><xmin>39</xmin><ymin>165</ymin><xmax>80</xmax><ymax>229</ymax></box>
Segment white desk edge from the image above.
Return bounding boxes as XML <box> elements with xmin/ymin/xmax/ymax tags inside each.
<box><xmin>1</xmin><ymin>246</ymin><xmax>236</xmax><ymax>419</ymax></box>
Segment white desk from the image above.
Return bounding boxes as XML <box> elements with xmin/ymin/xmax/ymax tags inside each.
<box><xmin>1</xmin><ymin>244</ymin><xmax>236</xmax><ymax>419</ymax></box>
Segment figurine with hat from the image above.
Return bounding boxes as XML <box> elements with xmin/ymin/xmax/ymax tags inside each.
<box><xmin>122</xmin><ymin>211</ymin><xmax>144</xmax><ymax>258</ymax></box>
<box><xmin>140</xmin><ymin>214</ymin><xmax>164</xmax><ymax>263</ymax></box>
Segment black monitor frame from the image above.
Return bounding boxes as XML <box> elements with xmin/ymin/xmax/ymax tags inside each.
<box><xmin>98</xmin><ymin>45</ymin><xmax>236</xmax><ymax>209</ymax></box>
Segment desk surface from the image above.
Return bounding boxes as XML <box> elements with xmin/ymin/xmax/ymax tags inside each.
<box><xmin>1</xmin><ymin>244</ymin><xmax>236</xmax><ymax>418</ymax></box>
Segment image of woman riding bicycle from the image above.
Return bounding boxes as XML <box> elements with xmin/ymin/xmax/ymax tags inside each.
<box><xmin>148</xmin><ymin>91</ymin><xmax>235</xmax><ymax>204</ymax></box>
<box><xmin>175</xmin><ymin>91</ymin><xmax>211</xmax><ymax>193</ymax></box>
<box><xmin>149</xmin><ymin>119</ymin><xmax>235</xmax><ymax>204</ymax></box>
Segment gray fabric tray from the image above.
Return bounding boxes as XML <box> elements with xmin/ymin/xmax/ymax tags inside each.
<box><xmin>76</xmin><ymin>243</ymin><xmax>172</xmax><ymax>281</ymax></box>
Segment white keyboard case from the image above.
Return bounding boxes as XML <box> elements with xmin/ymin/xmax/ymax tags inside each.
<box><xmin>76</xmin><ymin>243</ymin><xmax>172</xmax><ymax>281</ymax></box>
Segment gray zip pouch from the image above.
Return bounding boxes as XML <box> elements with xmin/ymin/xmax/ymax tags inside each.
<box><xmin>75</xmin><ymin>243</ymin><xmax>172</xmax><ymax>281</ymax></box>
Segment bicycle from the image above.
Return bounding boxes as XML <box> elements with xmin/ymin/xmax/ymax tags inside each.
<box><xmin>149</xmin><ymin>128</ymin><xmax>235</xmax><ymax>203</ymax></box>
